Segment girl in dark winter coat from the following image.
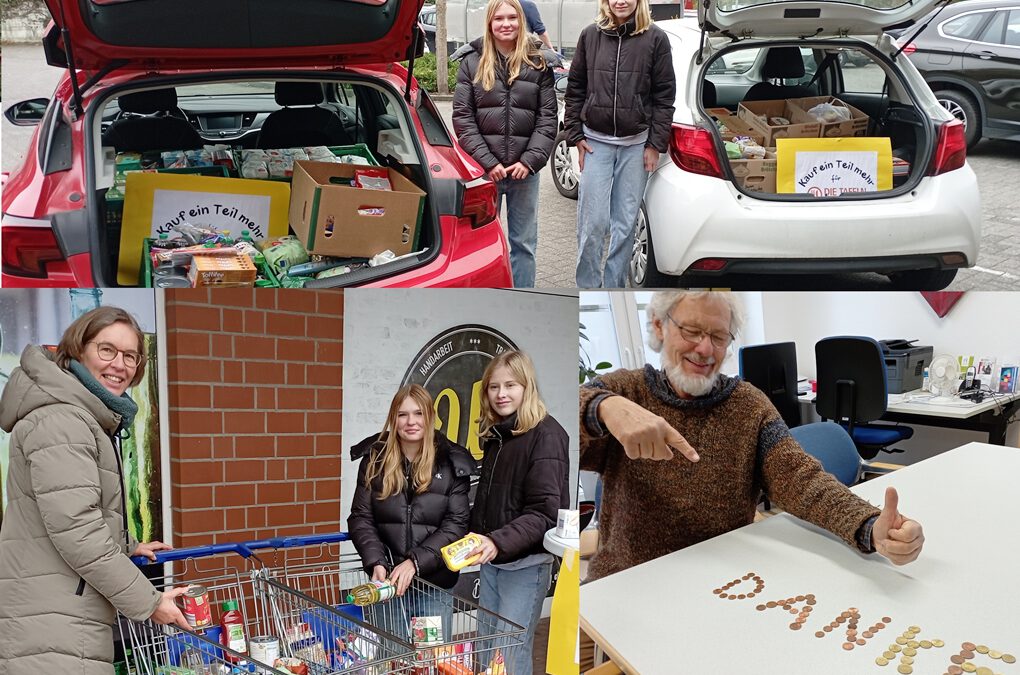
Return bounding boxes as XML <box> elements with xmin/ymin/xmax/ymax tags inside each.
<box><xmin>564</xmin><ymin>0</ymin><xmax>676</xmax><ymax>288</ymax></box>
<box><xmin>452</xmin><ymin>0</ymin><xmax>558</xmax><ymax>288</ymax></box>
<box><xmin>468</xmin><ymin>351</ymin><xmax>570</xmax><ymax>675</ymax></box>
<box><xmin>347</xmin><ymin>383</ymin><xmax>473</xmax><ymax>642</ymax></box>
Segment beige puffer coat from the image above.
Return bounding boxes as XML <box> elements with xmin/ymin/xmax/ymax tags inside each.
<box><xmin>0</xmin><ymin>346</ymin><xmax>161</xmax><ymax>675</ymax></box>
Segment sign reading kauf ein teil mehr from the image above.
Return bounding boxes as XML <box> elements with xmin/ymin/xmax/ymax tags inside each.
<box><xmin>776</xmin><ymin>137</ymin><xmax>893</xmax><ymax>197</ymax></box>
<box><xmin>118</xmin><ymin>172</ymin><xmax>291</xmax><ymax>285</ymax></box>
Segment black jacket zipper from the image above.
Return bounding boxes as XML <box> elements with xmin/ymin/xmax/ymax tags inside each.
<box><xmin>482</xmin><ymin>434</ymin><xmax>504</xmax><ymax>533</ymax></box>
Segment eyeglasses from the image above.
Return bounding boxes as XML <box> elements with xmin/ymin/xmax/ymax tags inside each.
<box><xmin>664</xmin><ymin>314</ymin><xmax>734</xmax><ymax>349</ymax></box>
<box><xmin>88</xmin><ymin>341</ymin><xmax>144</xmax><ymax>368</ymax></box>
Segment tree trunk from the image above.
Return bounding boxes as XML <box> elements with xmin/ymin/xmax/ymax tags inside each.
<box><xmin>436</xmin><ymin>0</ymin><xmax>450</xmax><ymax>96</ymax></box>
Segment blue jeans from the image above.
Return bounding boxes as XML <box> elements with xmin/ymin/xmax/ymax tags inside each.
<box><xmin>477</xmin><ymin>561</ymin><xmax>552</xmax><ymax>675</ymax></box>
<box><xmin>497</xmin><ymin>173</ymin><xmax>540</xmax><ymax>288</ymax></box>
<box><xmin>364</xmin><ymin>584</ymin><xmax>454</xmax><ymax>646</ymax></box>
<box><xmin>576</xmin><ymin>139</ymin><xmax>649</xmax><ymax>288</ymax></box>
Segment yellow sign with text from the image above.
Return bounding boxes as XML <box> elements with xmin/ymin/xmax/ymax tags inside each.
<box><xmin>118</xmin><ymin>173</ymin><xmax>290</xmax><ymax>285</ymax></box>
<box><xmin>777</xmin><ymin>137</ymin><xmax>893</xmax><ymax>196</ymax></box>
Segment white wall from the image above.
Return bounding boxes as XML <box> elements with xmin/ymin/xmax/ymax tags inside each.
<box><xmin>342</xmin><ymin>289</ymin><xmax>580</xmax><ymax>547</ymax></box>
<box><xmin>759</xmin><ymin>292</ymin><xmax>1020</xmax><ymax>454</ymax></box>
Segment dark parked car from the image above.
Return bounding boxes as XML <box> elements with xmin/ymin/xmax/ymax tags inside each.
<box><xmin>895</xmin><ymin>0</ymin><xmax>1020</xmax><ymax>148</ymax></box>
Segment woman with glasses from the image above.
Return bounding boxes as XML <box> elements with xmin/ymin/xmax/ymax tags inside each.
<box><xmin>0</xmin><ymin>306</ymin><xmax>190</xmax><ymax>675</ymax></box>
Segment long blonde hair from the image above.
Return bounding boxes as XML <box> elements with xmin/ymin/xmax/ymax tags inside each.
<box><xmin>477</xmin><ymin>350</ymin><xmax>548</xmax><ymax>438</ymax></box>
<box><xmin>365</xmin><ymin>384</ymin><xmax>438</xmax><ymax>500</ymax></box>
<box><xmin>595</xmin><ymin>0</ymin><xmax>652</xmax><ymax>34</ymax></box>
<box><xmin>475</xmin><ymin>0</ymin><xmax>546</xmax><ymax>92</ymax></box>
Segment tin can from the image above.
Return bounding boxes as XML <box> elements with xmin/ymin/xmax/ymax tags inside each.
<box><xmin>155</xmin><ymin>275</ymin><xmax>192</xmax><ymax>288</ymax></box>
<box><xmin>154</xmin><ymin>264</ymin><xmax>189</xmax><ymax>277</ymax></box>
<box><xmin>179</xmin><ymin>585</ymin><xmax>212</xmax><ymax>628</ymax></box>
<box><xmin>249</xmin><ymin>635</ymin><xmax>280</xmax><ymax>664</ymax></box>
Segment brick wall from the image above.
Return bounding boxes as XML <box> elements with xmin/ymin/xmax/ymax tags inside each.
<box><xmin>164</xmin><ymin>289</ymin><xmax>343</xmax><ymax>557</ymax></box>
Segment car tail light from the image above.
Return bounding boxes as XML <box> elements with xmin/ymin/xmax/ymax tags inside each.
<box><xmin>1</xmin><ymin>225</ymin><xmax>70</xmax><ymax>278</ymax></box>
<box><xmin>669</xmin><ymin>123</ymin><xmax>725</xmax><ymax>179</ymax></box>
<box><xmin>689</xmin><ymin>258</ymin><xmax>729</xmax><ymax>272</ymax></box>
<box><xmin>459</xmin><ymin>177</ymin><xmax>498</xmax><ymax>229</ymax></box>
<box><xmin>928</xmin><ymin>119</ymin><xmax>967</xmax><ymax>176</ymax></box>
<box><xmin>900</xmin><ymin>42</ymin><xmax>916</xmax><ymax>55</ymax></box>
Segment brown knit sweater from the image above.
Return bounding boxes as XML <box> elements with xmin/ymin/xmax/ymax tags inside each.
<box><xmin>580</xmin><ymin>366</ymin><xmax>882</xmax><ymax>581</ymax></box>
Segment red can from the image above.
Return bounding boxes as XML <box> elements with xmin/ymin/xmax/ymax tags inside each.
<box><xmin>179</xmin><ymin>585</ymin><xmax>212</xmax><ymax>628</ymax></box>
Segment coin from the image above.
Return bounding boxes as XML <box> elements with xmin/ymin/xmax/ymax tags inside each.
<box><xmin>747</xmin><ymin>592</ymin><xmax>756</xmax><ymax>598</ymax></box>
<box><xmin>962</xmin><ymin>650</ymin><xmax>975</xmax><ymax>660</ymax></box>
<box><xmin>884</xmin><ymin>651</ymin><xmax>896</xmax><ymax>659</ymax></box>
<box><xmin>988</xmin><ymin>651</ymin><xmax>1002</xmax><ymax>659</ymax></box>
<box><xmin>921</xmin><ymin>641</ymin><xmax>933</xmax><ymax>649</ymax></box>
<box><xmin>902</xmin><ymin>656</ymin><xmax>915</xmax><ymax>665</ymax></box>
<box><xmin>737</xmin><ymin>594</ymin><xmax>746</xmax><ymax>599</ymax></box>
<box><xmin>815</xmin><ymin>631</ymin><xmax>825</xmax><ymax>638</ymax></box>
<box><xmin>898</xmin><ymin>666</ymin><xmax>913</xmax><ymax>674</ymax></box>
<box><xmin>909</xmin><ymin>626</ymin><xmax>921</xmax><ymax>632</ymax></box>
<box><xmin>756</xmin><ymin>605</ymin><xmax>766</xmax><ymax>611</ymax></box>
<box><xmin>864</xmin><ymin>632</ymin><xmax>875</xmax><ymax>639</ymax></box>
<box><xmin>796</xmin><ymin>595</ymin><xmax>805</xmax><ymax>601</ymax></box>
<box><xmin>963</xmin><ymin>643</ymin><xmax>977</xmax><ymax>651</ymax></box>
<box><xmin>857</xmin><ymin>639</ymin><xmax>866</xmax><ymax>646</ymax></box>
<box><xmin>962</xmin><ymin>664</ymin><xmax>977</xmax><ymax>674</ymax></box>
<box><xmin>877</xmin><ymin>657</ymin><xmax>889</xmax><ymax>666</ymax></box>
<box><xmin>897</xmin><ymin>637</ymin><xmax>909</xmax><ymax>645</ymax></box>
<box><xmin>790</xmin><ymin>623</ymin><xmax>801</xmax><ymax>630</ymax></box>
<box><xmin>890</xmin><ymin>644</ymin><xmax>903</xmax><ymax>653</ymax></box>
<box><xmin>904</xmin><ymin>648</ymin><xmax>918</xmax><ymax>657</ymax></box>
<box><xmin>976</xmin><ymin>668</ymin><xmax>993</xmax><ymax>675</ymax></box>
<box><xmin>877</xmin><ymin>622</ymin><xmax>887</xmax><ymax>629</ymax></box>
<box><xmin>952</xmin><ymin>655</ymin><xmax>966</xmax><ymax>665</ymax></box>
<box><xmin>843</xmin><ymin>643</ymin><xmax>855</xmax><ymax>651</ymax></box>
<box><xmin>933</xmin><ymin>640</ymin><xmax>945</xmax><ymax>648</ymax></box>
<box><xmin>767</xmin><ymin>601</ymin><xmax>777</xmax><ymax>608</ymax></box>
<box><xmin>908</xmin><ymin>641</ymin><xmax>920</xmax><ymax>649</ymax></box>
<box><xmin>948</xmin><ymin>667</ymin><xmax>963</xmax><ymax>675</ymax></box>
<box><xmin>883</xmin><ymin>616</ymin><xmax>893</xmax><ymax>623</ymax></box>
<box><xmin>1002</xmin><ymin>654</ymin><xmax>1016</xmax><ymax>664</ymax></box>
<box><xmin>823</xmin><ymin>626</ymin><xmax>832</xmax><ymax>632</ymax></box>
<box><xmin>977</xmin><ymin>646</ymin><xmax>990</xmax><ymax>655</ymax></box>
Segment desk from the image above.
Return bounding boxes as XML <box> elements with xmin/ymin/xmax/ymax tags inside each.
<box><xmin>579</xmin><ymin>443</ymin><xmax>1020</xmax><ymax>674</ymax></box>
<box><xmin>799</xmin><ymin>389</ymin><xmax>1020</xmax><ymax>445</ymax></box>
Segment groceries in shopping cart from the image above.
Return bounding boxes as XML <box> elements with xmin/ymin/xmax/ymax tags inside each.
<box><xmin>271</xmin><ymin>657</ymin><xmax>309</xmax><ymax>675</ymax></box>
<box><xmin>440</xmin><ymin>534</ymin><xmax>483</xmax><ymax>571</ymax></box>
<box><xmin>219</xmin><ymin>600</ymin><xmax>249</xmax><ymax>663</ymax></box>
<box><xmin>345</xmin><ymin>579</ymin><xmax>397</xmax><ymax>606</ymax></box>
<box><xmin>487</xmin><ymin>648</ymin><xmax>507</xmax><ymax>675</ymax></box>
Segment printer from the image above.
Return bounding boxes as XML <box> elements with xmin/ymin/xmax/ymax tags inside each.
<box><xmin>880</xmin><ymin>339</ymin><xmax>934</xmax><ymax>394</ymax></box>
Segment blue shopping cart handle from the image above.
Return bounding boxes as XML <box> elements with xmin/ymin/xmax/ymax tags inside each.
<box><xmin>245</xmin><ymin>532</ymin><xmax>350</xmax><ymax>550</ymax></box>
<box><xmin>131</xmin><ymin>542</ymin><xmax>258</xmax><ymax>566</ymax></box>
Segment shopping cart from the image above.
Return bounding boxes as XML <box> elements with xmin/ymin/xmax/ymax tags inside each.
<box><xmin>254</xmin><ymin>533</ymin><xmax>527</xmax><ymax>675</ymax></box>
<box><xmin>121</xmin><ymin>538</ymin><xmax>416</xmax><ymax>675</ymax></box>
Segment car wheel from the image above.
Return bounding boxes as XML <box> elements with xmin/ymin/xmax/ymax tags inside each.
<box><xmin>550</xmin><ymin>130</ymin><xmax>579</xmax><ymax>200</ymax></box>
<box><xmin>887</xmin><ymin>268</ymin><xmax>958</xmax><ymax>291</ymax></box>
<box><xmin>933</xmin><ymin>89</ymin><xmax>981</xmax><ymax>149</ymax></box>
<box><xmin>629</xmin><ymin>207</ymin><xmax>672</xmax><ymax>288</ymax></box>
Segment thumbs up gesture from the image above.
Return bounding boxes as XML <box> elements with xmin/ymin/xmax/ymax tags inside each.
<box><xmin>872</xmin><ymin>486</ymin><xmax>925</xmax><ymax>565</ymax></box>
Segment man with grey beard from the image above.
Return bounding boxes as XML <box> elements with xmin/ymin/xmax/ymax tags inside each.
<box><xmin>579</xmin><ymin>291</ymin><xmax>924</xmax><ymax>581</ymax></box>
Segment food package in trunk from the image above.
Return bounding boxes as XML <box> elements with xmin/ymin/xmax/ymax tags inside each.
<box><xmin>737</xmin><ymin>99</ymin><xmax>821</xmax><ymax>146</ymax></box>
<box><xmin>787</xmin><ymin>96</ymin><xmax>870</xmax><ymax>138</ymax></box>
<box><xmin>188</xmin><ymin>253</ymin><xmax>257</xmax><ymax>287</ymax></box>
<box><xmin>729</xmin><ymin>147</ymin><xmax>778</xmax><ymax>193</ymax></box>
<box><xmin>705</xmin><ymin>107</ymin><xmax>766</xmax><ymax>146</ymax></box>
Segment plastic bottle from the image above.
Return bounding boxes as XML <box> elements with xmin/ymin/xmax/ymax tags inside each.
<box><xmin>345</xmin><ymin>580</ymin><xmax>396</xmax><ymax>606</ymax></box>
<box><xmin>219</xmin><ymin>600</ymin><xmax>248</xmax><ymax>663</ymax></box>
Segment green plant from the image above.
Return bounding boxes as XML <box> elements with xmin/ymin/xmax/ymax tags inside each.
<box><xmin>580</xmin><ymin>322</ymin><xmax>613</xmax><ymax>384</ymax></box>
<box><xmin>403</xmin><ymin>53</ymin><xmax>458</xmax><ymax>94</ymax></box>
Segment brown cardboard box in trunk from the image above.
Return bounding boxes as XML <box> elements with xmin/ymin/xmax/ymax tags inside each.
<box><xmin>788</xmin><ymin>96</ymin><xmax>870</xmax><ymax>138</ymax></box>
<box><xmin>706</xmin><ymin>107</ymin><xmax>767</xmax><ymax>146</ymax></box>
<box><xmin>737</xmin><ymin>100</ymin><xmax>821</xmax><ymax>147</ymax></box>
<box><xmin>289</xmin><ymin>161</ymin><xmax>425</xmax><ymax>258</ymax></box>
<box><xmin>729</xmin><ymin>148</ymin><xmax>778</xmax><ymax>193</ymax></box>
<box><xmin>188</xmin><ymin>253</ymin><xmax>257</xmax><ymax>287</ymax></box>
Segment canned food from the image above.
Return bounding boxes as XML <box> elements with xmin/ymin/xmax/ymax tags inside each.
<box><xmin>179</xmin><ymin>585</ymin><xmax>212</xmax><ymax>628</ymax></box>
<box><xmin>154</xmin><ymin>265</ymin><xmax>189</xmax><ymax>277</ymax></box>
<box><xmin>249</xmin><ymin>636</ymin><xmax>280</xmax><ymax>664</ymax></box>
<box><xmin>155</xmin><ymin>276</ymin><xmax>192</xmax><ymax>288</ymax></box>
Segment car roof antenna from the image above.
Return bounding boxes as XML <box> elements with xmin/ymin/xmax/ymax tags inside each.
<box><xmin>892</xmin><ymin>0</ymin><xmax>953</xmax><ymax>61</ymax></box>
<box><xmin>54</xmin><ymin>0</ymin><xmax>85</xmax><ymax>117</ymax></box>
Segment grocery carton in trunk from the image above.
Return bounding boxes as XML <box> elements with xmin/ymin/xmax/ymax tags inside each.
<box><xmin>788</xmin><ymin>96</ymin><xmax>870</xmax><ymax>138</ymax></box>
<box><xmin>737</xmin><ymin>100</ymin><xmax>821</xmax><ymax>147</ymax></box>
<box><xmin>289</xmin><ymin>161</ymin><xmax>426</xmax><ymax>258</ymax></box>
<box><xmin>729</xmin><ymin>149</ymin><xmax>778</xmax><ymax>193</ymax></box>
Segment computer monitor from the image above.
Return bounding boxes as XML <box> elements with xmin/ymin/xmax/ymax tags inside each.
<box><xmin>739</xmin><ymin>341</ymin><xmax>801</xmax><ymax>429</ymax></box>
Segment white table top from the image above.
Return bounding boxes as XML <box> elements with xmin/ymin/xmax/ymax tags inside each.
<box><xmin>799</xmin><ymin>389</ymin><xmax>1020</xmax><ymax>419</ymax></box>
<box><xmin>580</xmin><ymin>442</ymin><xmax>1020</xmax><ymax>675</ymax></box>
<box><xmin>544</xmin><ymin>528</ymin><xmax>578</xmax><ymax>557</ymax></box>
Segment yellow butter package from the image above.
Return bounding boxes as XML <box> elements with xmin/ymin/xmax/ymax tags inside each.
<box><xmin>441</xmin><ymin>534</ymin><xmax>482</xmax><ymax>571</ymax></box>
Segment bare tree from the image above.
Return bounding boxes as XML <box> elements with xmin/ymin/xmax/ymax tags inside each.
<box><xmin>436</xmin><ymin>0</ymin><xmax>450</xmax><ymax>96</ymax></box>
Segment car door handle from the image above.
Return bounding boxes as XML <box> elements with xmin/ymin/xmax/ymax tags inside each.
<box><xmin>977</xmin><ymin>50</ymin><xmax>998</xmax><ymax>60</ymax></box>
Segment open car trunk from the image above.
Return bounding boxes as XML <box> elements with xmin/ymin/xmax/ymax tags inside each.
<box><xmin>85</xmin><ymin>75</ymin><xmax>443</xmax><ymax>288</ymax></box>
<box><xmin>698</xmin><ymin>39</ymin><xmax>941</xmax><ymax>201</ymax></box>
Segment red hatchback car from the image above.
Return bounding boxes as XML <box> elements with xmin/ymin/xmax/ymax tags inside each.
<box><xmin>1</xmin><ymin>0</ymin><xmax>512</xmax><ymax>288</ymax></box>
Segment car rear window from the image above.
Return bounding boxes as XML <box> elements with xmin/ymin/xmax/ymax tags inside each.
<box><xmin>940</xmin><ymin>11</ymin><xmax>989</xmax><ymax>40</ymax></box>
<box><xmin>1008</xmin><ymin>10</ymin><xmax>1020</xmax><ymax>46</ymax></box>
<box><xmin>977</xmin><ymin>10</ymin><xmax>1007</xmax><ymax>43</ymax></box>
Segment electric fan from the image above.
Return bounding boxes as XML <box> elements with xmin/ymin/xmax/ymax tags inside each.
<box><xmin>927</xmin><ymin>354</ymin><xmax>961</xmax><ymax>400</ymax></box>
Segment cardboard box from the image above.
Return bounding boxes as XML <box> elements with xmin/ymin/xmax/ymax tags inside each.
<box><xmin>706</xmin><ymin>108</ymin><xmax>766</xmax><ymax>146</ymax></box>
<box><xmin>738</xmin><ymin>100</ymin><xmax>821</xmax><ymax>147</ymax></box>
<box><xmin>188</xmin><ymin>253</ymin><xmax>257</xmax><ymax>287</ymax></box>
<box><xmin>289</xmin><ymin>161</ymin><xmax>425</xmax><ymax>258</ymax></box>
<box><xmin>788</xmin><ymin>96</ymin><xmax>869</xmax><ymax>138</ymax></box>
<box><xmin>729</xmin><ymin>148</ymin><xmax>777</xmax><ymax>193</ymax></box>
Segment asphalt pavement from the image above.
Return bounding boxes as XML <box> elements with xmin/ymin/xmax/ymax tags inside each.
<box><xmin>3</xmin><ymin>43</ymin><xmax>1018</xmax><ymax>290</ymax></box>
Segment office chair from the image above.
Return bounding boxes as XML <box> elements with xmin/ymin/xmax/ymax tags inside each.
<box><xmin>814</xmin><ymin>336</ymin><xmax>913</xmax><ymax>462</ymax></box>
<box><xmin>739</xmin><ymin>341</ymin><xmax>801</xmax><ymax>429</ymax></box>
<box><xmin>789</xmin><ymin>422</ymin><xmax>861</xmax><ymax>485</ymax></box>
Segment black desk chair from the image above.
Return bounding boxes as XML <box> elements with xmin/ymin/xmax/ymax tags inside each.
<box><xmin>815</xmin><ymin>336</ymin><xmax>913</xmax><ymax>461</ymax></box>
<box><xmin>739</xmin><ymin>341</ymin><xmax>801</xmax><ymax>429</ymax></box>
